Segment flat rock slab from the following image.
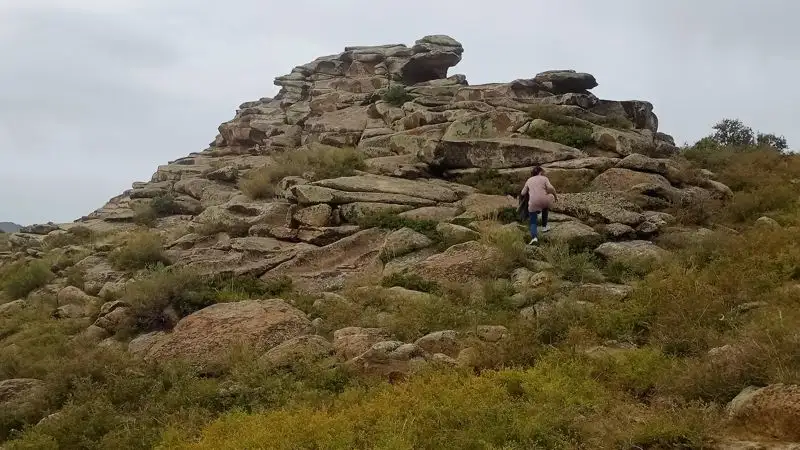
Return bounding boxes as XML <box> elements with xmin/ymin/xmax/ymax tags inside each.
<box><xmin>291</xmin><ymin>185</ymin><xmax>437</xmax><ymax>207</ymax></box>
<box><xmin>266</xmin><ymin>228</ymin><xmax>389</xmax><ymax>292</ymax></box>
<box><xmin>551</xmin><ymin>192</ymin><xmax>645</xmax><ymax>226</ymax></box>
<box><xmin>313</xmin><ymin>174</ymin><xmax>464</xmax><ymax>203</ymax></box>
<box><xmin>430</xmin><ymin>137</ymin><xmax>584</xmax><ymax>170</ymax></box>
<box><xmin>142</xmin><ymin>299</ymin><xmax>312</xmax><ymax>373</ymax></box>
<box><xmin>595</xmin><ymin>240</ymin><xmax>669</xmax><ymax>268</ymax></box>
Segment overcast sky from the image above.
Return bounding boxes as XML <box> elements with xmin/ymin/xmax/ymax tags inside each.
<box><xmin>1</xmin><ymin>0</ymin><xmax>797</xmax><ymax>225</ymax></box>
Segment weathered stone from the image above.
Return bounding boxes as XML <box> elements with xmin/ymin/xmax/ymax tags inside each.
<box><xmin>457</xmin><ymin>193</ymin><xmax>517</xmax><ymax>220</ymax></box>
<box><xmin>534</xmin><ymin>70</ymin><xmax>598</xmax><ymax>93</ymax></box>
<box><xmin>409</xmin><ymin>241</ymin><xmax>500</xmax><ymax>284</ymax></box>
<box><xmin>259</xmin><ymin>335</ymin><xmax>335</xmax><ymax>369</ymax></box>
<box><xmin>589</xmin><ymin>168</ymin><xmax>674</xmax><ymax>194</ymax></box>
<box><xmin>414</xmin><ymin>330</ymin><xmax>460</xmax><ymax>357</ymax></box>
<box><xmin>291</xmin><ymin>185</ymin><xmax>436</xmax><ymax>207</ymax></box>
<box><xmin>313</xmin><ymin>175</ymin><xmax>463</xmax><ymax>203</ymax></box>
<box><xmin>267</xmin><ymin>228</ymin><xmax>389</xmax><ymax>292</ymax></box>
<box><xmin>0</xmin><ymin>378</ymin><xmax>46</xmax><ymax>413</ymax></box>
<box><xmin>296</xmin><ymin>225</ymin><xmax>361</xmax><ymax>246</ymax></box>
<box><xmin>435</xmin><ymin>222</ymin><xmax>480</xmax><ymax>244</ymax></box>
<box><xmin>595</xmin><ymin>241</ymin><xmax>668</xmax><ymax>268</ymax></box>
<box><xmin>293</xmin><ymin>204</ymin><xmax>333</xmax><ymax>227</ymax></box>
<box><xmin>727</xmin><ymin>384</ymin><xmax>800</xmax><ymax>441</ymax></box>
<box><xmin>0</xmin><ymin>299</ymin><xmax>28</xmax><ymax>315</ymax></box>
<box><xmin>333</xmin><ymin>327</ymin><xmax>394</xmax><ymax>360</ymax></box>
<box><xmin>541</xmin><ymin>221</ymin><xmax>603</xmax><ymax>249</ymax></box>
<box><xmin>427</xmin><ymin>137</ymin><xmax>584</xmax><ymax>170</ymax></box>
<box><xmin>144</xmin><ymin>299</ymin><xmax>312</xmax><ymax>373</ymax></box>
<box><xmin>399</xmin><ymin>206</ymin><xmax>462</xmax><ymax>222</ymax></box>
<box><xmin>552</xmin><ymin>192</ymin><xmax>645</xmax><ymax>225</ymax></box>
<box><xmin>381</xmin><ymin>227</ymin><xmax>433</xmax><ymax>260</ymax></box>
<box><xmin>339</xmin><ymin>203</ymin><xmax>415</xmax><ymax>222</ymax></box>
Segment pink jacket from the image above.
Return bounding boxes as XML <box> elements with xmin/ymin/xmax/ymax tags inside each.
<box><xmin>521</xmin><ymin>175</ymin><xmax>555</xmax><ymax>212</ymax></box>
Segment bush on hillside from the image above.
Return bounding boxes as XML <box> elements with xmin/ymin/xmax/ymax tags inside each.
<box><xmin>159</xmin><ymin>353</ymin><xmax>712</xmax><ymax>450</ymax></box>
<box><xmin>454</xmin><ymin>168</ymin><xmax>520</xmax><ymax>196</ymax></box>
<box><xmin>150</xmin><ymin>194</ymin><xmax>183</xmax><ymax>217</ymax></box>
<box><xmin>121</xmin><ymin>270</ymin><xmax>293</xmax><ymax>333</ymax></box>
<box><xmin>41</xmin><ymin>226</ymin><xmax>95</xmax><ymax>250</ymax></box>
<box><xmin>528</xmin><ymin>105</ymin><xmax>632</xmax><ymax>130</ymax></box>
<box><xmin>108</xmin><ymin>231</ymin><xmax>171</xmax><ymax>271</ymax></box>
<box><xmin>0</xmin><ymin>260</ymin><xmax>54</xmax><ymax>299</ymax></box>
<box><xmin>356</xmin><ymin>212</ymin><xmax>440</xmax><ymax>241</ymax></box>
<box><xmin>381</xmin><ymin>84</ymin><xmax>413</xmax><ymax>107</ymax></box>
<box><xmin>240</xmin><ymin>145</ymin><xmax>365</xmax><ymax>199</ymax></box>
<box><xmin>527</xmin><ymin>122</ymin><xmax>594</xmax><ymax>148</ymax></box>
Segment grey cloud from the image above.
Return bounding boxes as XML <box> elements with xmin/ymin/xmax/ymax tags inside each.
<box><xmin>1</xmin><ymin>0</ymin><xmax>797</xmax><ymax>225</ymax></box>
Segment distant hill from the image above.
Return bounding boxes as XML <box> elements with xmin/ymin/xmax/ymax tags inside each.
<box><xmin>0</xmin><ymin>222</ymin><xmax>22</xmax><ymax>233</ymax></box>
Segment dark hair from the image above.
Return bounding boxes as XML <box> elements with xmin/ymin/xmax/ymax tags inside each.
<box><xmin>531</xmin><ymin>166</ymin><xmax>543</xmax><ymax>176</ymax></box>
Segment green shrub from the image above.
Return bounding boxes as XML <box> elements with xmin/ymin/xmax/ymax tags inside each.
<box><xmin>540</xmin><ymin>243</ymin><xmax>604</xmax><ymax>283</ymax></box>
<box><xmin>150</xmin><ymin>194</ymin><xmax>183</xmax><ymax>217</ymax></box>
<box><xmin>454</xmin><ymin>168</ymin><xmax>521</xmax><ymax>196</ymax></box>
<box><xmin>132</xmin><ymin>205</ymin><xmax>158</xmax><ymax>227</ymax></box>
<box><xmin>381</xmin><ymin>84</ymin><xmax>413</xmax><ymax>106</ymax></box>
<box><xmin>160</xmin><ymin>352</ymin><xmax>715</xmax><ymax>450</ymax></box>
<box><xmin>108</xmin><ymin>231</ymin><xmax>170</xmax><ymax>271</ymax></box>
<box><xmin>240</xmin><ymin>145</ymin><xmax>365</xmax><ymax>199</ymax></box>
<box><xmin>1</xmin><ymin>260</ymin><xmax>54</xmax><ymax>299</ymax></box>
<box><xmin>121</xmin><ymin>270</ymin><xmax>290</xmax><ymax>332</ymax></box>
<box><xmin>527</xmin><ymin>122</ymin><xmax>594</xmax><ymax>148</ymax></box>
<box><xmin>381</xmin><ymin>272</ymin><xmax>442</xmax><ymax>295</ymax></box>
<box><xmin>194</xmin><ymin>220</ymin><xmax>251</xmax><ymax>238</ymax></box>
<box><xmin>594</xmin><ymin>114</ymin><xmax>634</xmax><ymax>130</ymax></box>
<box><xmin>356</xmin><ymin>212</ymin><xmax>441</xmax><ymax>241</ymax></box>
<box><xmin>41</xmin><ymin>226</ymin><xmax>95</xmax><ymax>250</ymax></box>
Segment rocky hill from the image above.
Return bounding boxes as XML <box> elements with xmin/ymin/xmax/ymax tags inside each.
<box><xmin>0</xmin><ymin>223</ymin><xmax>21</xmax><ymax>233</ymax></box>
<box><xmin>1</xmin><ymin>36</ymin><xmax>798</xmax><ymax>449</ymax></box>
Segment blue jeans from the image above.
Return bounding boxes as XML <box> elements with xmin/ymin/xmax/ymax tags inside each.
<box><xmin>528</xmin><ymin>209</ymin><xmax>549</xmax><ymax>239</ymax></box>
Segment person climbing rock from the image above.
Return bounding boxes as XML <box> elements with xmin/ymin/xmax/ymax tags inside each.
<box><xmin>520</xmin><ymin>165</ymin><xmax>558</xmax><ymax>245</ymax></box>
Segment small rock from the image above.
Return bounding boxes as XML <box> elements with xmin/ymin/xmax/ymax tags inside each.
<box><xmin>259</xmin><ymin>335</ymin><xmax>335</xmax><ymax>369</ymax></box>
<box><xmin>414</xmin><ymin>330</ymin><xmax>460</xmax><ymax>357</ymax></box>
<box><xmin>380</xmin><ymin>227</ymin><xmax>433</xmax><ymax>260</ymax></box>
<box><xmin>755</xmin><ymin>216</ymin><xmax>781</xmax><ymax>229</ymax></box>
<box><xmin>332</xmin><ymin>327</ymin><xmax>393</xmax><ymax>360</ymax></box>
<box><xmin>435</xmin><ymin>222</ymin><xmax>480</xmax><ymax>244</ymax></box>
<box><xmin>293</xmin><ymin>204</ymin><xmax>333</xmax><ymax>227</ymax></box>
<box><xmin>0</xmin><ymin>299</ymin><xmax>28</xmax><ymax>315</ymax></box>
<box><xmin>476</xmin><ymin>325</ymin><xmax>508</xmax><ymax>343</ymax></box>
<box><xmin>726</xmin><ymin>384</ymin><xmax>800</xmax><ymax>441</ymax></box>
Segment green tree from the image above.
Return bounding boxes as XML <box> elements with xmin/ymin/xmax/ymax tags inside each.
<box><xmin>711</xmin><ymin>118</ymin><xmax>755</xmax><ymax>146</ymax></box>
<box><xmin>756</xmin><ymin>132</ymin><xmax>788</xmax><ymax>150</ymax></box>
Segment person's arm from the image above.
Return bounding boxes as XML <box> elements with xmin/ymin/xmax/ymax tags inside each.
<box><xmin>545</xmin><ymin>178</ymin><xmax>558</xmax><ymax>201</ymax></box>
<box><xmin>520</xmin><ymin>182</ymin><xmax>529</xmax><ymax>197</ymax></box>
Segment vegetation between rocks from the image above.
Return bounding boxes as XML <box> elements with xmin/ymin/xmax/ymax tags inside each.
<box><xmin>240</xmin><ymin>145</ymin><xmax>365</xmax><ymax>199</ymax></box>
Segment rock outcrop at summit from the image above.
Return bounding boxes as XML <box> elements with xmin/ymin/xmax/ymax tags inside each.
<box><xmin>2</xmin><ymin>34</ymin><xmax>735</xmax><ymax>383</ymax></box>
<box><xmin>2</xmin><ymin>34</ymin><xmax>731</xmax><ymax>293</ymax></box>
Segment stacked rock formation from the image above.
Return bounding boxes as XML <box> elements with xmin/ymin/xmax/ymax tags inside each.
<box><xmin>4</xmin><ymin>35</ymin><xmax>735</xmax><ymax>294</ymax></box>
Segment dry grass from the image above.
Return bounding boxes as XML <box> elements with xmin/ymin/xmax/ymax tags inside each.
<box><xmin>240</xmin><ymin>145</ymin><xmax>365</xmax><ymax>199</ymax></box>
<box><xmin>108</xmin><ymin>231</ymin><xmax>170</xmax><ymax>271</ymax></box>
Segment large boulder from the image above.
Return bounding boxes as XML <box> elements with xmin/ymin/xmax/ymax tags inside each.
<box><xmin>427</xmin><ymin>137</ymin><xmax>584</xmax><ymax>170</ymax></box>
<box><xmin>258</xmin><ymin>335</ymin><xmax>336</xmax><ymax>369</ymax></box>
<box><xmin>533</xmin><ymin>70</ymin><xmax>598</xmax><ymax>94</ymax></box>
<box><xmin>266</xmin><ymin>228</ymin><xmax>389</xmax><ymax>292</ymax></box>
<box><xmin>380</xmin><ymin>227</ymin><xmax>434</xmax><ymax>260</ymax></box>
<box><xmin>727</xmin><ymin>384</ymin><xmax>800</xmax><ymax>441</ymax></box>
<box><xmin>142</xmin><ymin>299</ymin><xmax>312</xmax><ymax>373</ymax></box>
<box><xmin>333</xmin><ymin>327</ymin><xmax>394</xmax><ymax>360</ymax></box>
<box><xmin>345</xmin><ymin>341</ymin><xmax>429</xmax><ymax>378</ymax></box>
<box><xmin>0</xmin><ymin>378</ymin><xmax>46</xmax><ymax>415</ymax></box>
<box><xmin>541</xmin><ymin>221</ymin><xmax>603</xmax><ymax>249</ymax></box>
<box><xmin>595</xmin><ymin>240</ymin><xmax>669</xmax><ymax>268</ymax></box>
<box><xmin>409</xmin><ymin>241</ymin><xmax>501</xmax><ymax>284</ymax></box>
<box><xmin>551</xmin><ymin>192</ymin><xmax>645</xmax><ymax>226</ymax></box>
